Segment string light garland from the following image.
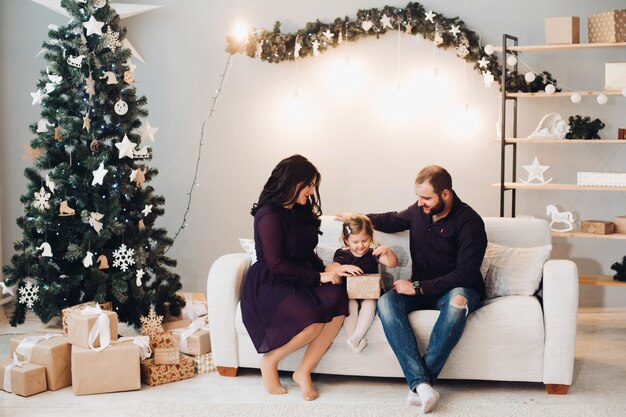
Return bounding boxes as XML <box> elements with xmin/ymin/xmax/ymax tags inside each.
<box><xmin>165</xmin><ymin>54</ymin><xmax>233</xmax><ymax>253</ymax></box>
<box><xmin>226</xmin><ymin>2</ymin><xmax>505</xmax><ymax>88</ymax></box>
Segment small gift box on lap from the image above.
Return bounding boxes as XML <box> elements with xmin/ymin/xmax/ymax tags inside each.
<box><xmin>10</xmin><ymin>333</ymin><xmax>71</xmax><ymax>390</ymax></box>
<box><xmin>67</xmin><ymin>305</ymin><xmax>118</xmax><ymax>350</ymax></box>
<box><xmin>0</xmin><ymin>357</ymin><xmax>47</xmax><ymax>397</ymax></box>
<box><xmin>61</xmin><ymin>301</ymin><xmax>112</xmax><ymax>335</ymax></box>
<box><xmin>141</xmin><ymin>354</ymin><xmax>195</xmax><ymax>386</ymax></box>
<box><xmin>346</xmin><ymin>274</ymin><xmax>382</xmax><ymax>299</ymax></box>
<box><xmin>70</xmin><ymin>336</ymin><xmax>150</xmax><ymax>395</ymax></box>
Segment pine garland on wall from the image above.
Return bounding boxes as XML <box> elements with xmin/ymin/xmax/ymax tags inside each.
<box><xmin>225</xmin><ymin>2</ymin><xmax>504</xmax><ymax>89</ymax></box>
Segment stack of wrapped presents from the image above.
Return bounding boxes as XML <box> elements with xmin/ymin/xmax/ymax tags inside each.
<box><xmin>1</xmin><ymin>292</ymin><xmax>214</xmax><ymax>397</ymax></box>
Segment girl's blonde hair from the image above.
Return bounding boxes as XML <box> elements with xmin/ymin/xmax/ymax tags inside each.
<box><xmin>341</xmin><ymin>214</ymin><xmax>377</xmax><ymax>247</ymax></box>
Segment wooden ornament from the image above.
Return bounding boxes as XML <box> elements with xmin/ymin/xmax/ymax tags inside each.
<box><xmin>58</xmin><ymin>200</ymin><xmax>75</xmax><ymax>216</ymax></box>
<box><xmin>97</xmin><ymin>255</ymin><xmax>109</xmax><ymax>269</ymax></box>
<box><xmin>54</xmin><ymin>126</ymin><xmax>62</xmax><ymax>142</ymax></box>
<box><xmin>22</xmin><ymin>145</ymin><xmax>44</xmax><ymax>161</ymax></box>
<box><xmin>138</xmin><ymin>219</ymin><xmax>146</xmax><ymax>231</ymax></box>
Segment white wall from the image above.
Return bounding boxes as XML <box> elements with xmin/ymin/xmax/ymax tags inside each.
<box><xmin>1</xmin><ymin>0</ymin><xmax>625</xmax><ymax>307</ymax></box>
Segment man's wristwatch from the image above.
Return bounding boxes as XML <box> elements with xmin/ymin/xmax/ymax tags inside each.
<box><xmin>412</xmin><ymin>280</ymin><xmax>421</xmax><ymax>294</ymax></box>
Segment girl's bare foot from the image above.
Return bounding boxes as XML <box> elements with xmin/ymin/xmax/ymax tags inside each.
<box><xmin>293</xmin><ymin>369</ymin><xmax>319</xmax><ymax>401</ymax></box>
<box><xmin>260</xmin><ymin>355</ymin><xmax>287</xmax><ymax>395</ymax></box>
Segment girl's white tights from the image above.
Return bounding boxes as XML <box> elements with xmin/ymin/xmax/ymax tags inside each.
<box><xmin>344</xmin><ymin>299</ymin><xmax>377</xmax><ymax>353</ymax></box>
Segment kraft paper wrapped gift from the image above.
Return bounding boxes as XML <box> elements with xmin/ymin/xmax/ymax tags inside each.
<box><xmin>61</xmin><ymin>301</ymin><xmax>112</xmax><ymax>334</ymax></box>
<box><xmin>544</xmin><ymin>16</ymin><xmax>580</xmax><ymax>44</ymax></box>
<box><xmin>0</xmin><ymin>358</ymin><xmax>47</xmax><ymax>397</ymax></box>
<box><xmin>588</xmin><ymin>9</ymin><xmax>626</xmax><ymax>43</ymax></box>
<box><xmin>188</xmin><ymin>353</ymin><xmax>216</xmax><ymax>374</ymax></box>
<box><xmin>149</xmin><ymin>331</ymin><xmax>175</xmax><ymax>355</ymax></box>
<box><xmin>71</xmin><ymin>341</ymin><xmax>141</xmax><ymax>395</ymax></box>
<box><xmin>67</xmin><ymin>308</ymin><xmax>118</xmax><ymax>349</ymax></box>
<box><xmin>141</xmin><ymin>354</ymin><xmax>194</xmax><ymax>386</ymax></box>
<box><xmin>165</xmin><ymin>292</ymin><xmax>208</xmax><ymax>322</ymax></box>
<box><xmin>162</xmin><ymin>318</ymin><xmax>192</xmax><ymax>332</ymax></box>
<box><xmin>346</xmin><ymin>274</ymin><xmax>381</xmax><ymax>299</ymax></box>
<box><xmin>171</xmin><ymin>318</ymin><xmax>211</xmax><ymax>356</ymax></box>
<box><xmin>10</xmin><ymin>334</ymin><xmax>71</xmax><ymax>390</ymax></box>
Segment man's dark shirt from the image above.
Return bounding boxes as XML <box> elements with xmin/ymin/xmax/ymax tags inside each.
<box><xmin>367</xmin><ymin>191</ymin><xmax>487</xmax><ymax>300</ymax></box>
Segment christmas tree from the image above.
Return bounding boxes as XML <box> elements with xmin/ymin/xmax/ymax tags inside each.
<box><xmin>2</xmin><ymin>0</ymin><xmax>184</xmax><ymax>327</ymax></box>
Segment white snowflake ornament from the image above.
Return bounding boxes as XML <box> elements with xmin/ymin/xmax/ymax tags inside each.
<box><xmin>103</xmin><ymin>26</ymin><xmax>122</xmax><ymax>52</ymax></box>
<box><xmin>112</xmin><ymin>244</ymin><xmax>136</xmax><ymax>272</ymax></box>
<box><xmin>33</xmin><ymin>187</ymin><xmax>51</xmax><ymax>211</ymax></box>
<box><xmin>18</xmin><ymin>282</ymin><xmax>39</xmax><ymax>308</ymax></box>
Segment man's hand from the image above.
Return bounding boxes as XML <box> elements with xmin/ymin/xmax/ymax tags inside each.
<box><xmin>335</xmin><ymin>213</ymin><xmax>355</xmax><ymax>222</ymax></box>
<box><xmin>393</xmin><ymin>279</ymin><xmax>417</xmax><ymax>296</ymax></box>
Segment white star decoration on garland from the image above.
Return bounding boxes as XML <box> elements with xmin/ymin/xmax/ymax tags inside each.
<box><xmin>424</xmin><ymin>10</ymin><xmax>436</xmax><ymax>23</ymax></box>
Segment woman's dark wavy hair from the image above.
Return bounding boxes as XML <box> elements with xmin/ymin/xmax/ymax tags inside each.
<box><xmin>251</xmin><ymin>154</ymin><xmax>322</xmax><ymax>230</ymax></box>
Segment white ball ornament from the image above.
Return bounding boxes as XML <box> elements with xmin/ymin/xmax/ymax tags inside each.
<box><xmin>571</xmin><ymin>92</ymin><xmax>582</xmax><ymax>104</ymax></box>
<box><xmin>484</xmin><ymin>44</ymin><xmax>495</xmax><ymax>55</ymax></box>
<box><xmin>544</xmin><ymin>84</ymin><xmax>556</xmax><ymax>95</ymax></box>
<box><xmin>597</xmin><ymin>93</ymin><xmax>608</xmax><ymax>105</ymax></box>
<box><xmin>524</xmin><ymin>72</ymin><xmax>536</xmax><ymax>83</ymax></box>
<box><xmin>506</xmin><ymin>55</ymin><xmax>518</xmax><ymax>66</ymax></box>
<box><xmin>114</xmin><ymin>100</ymin><xmax>128</xmax><ymax>115</ymax></box>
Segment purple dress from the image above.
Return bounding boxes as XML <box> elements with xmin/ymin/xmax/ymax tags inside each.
<box><xmin>241</xmin><ymin>205</ymin><xmax>348</xmax><ymax>354</ymax></box>
<box><xmin>332</xmin><ymin>248</ymin><xmax>379</xmax><ymax>274</ymax></box>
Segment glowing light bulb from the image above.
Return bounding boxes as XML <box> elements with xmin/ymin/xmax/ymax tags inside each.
<box><xmin>232</xmin><ymin>22</ymin><xmax>249</xmax><ymax>44</ymax></box>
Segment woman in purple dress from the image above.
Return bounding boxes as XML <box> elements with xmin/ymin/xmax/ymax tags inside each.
<box><xmin>241</xmin><ymin>154</ymin><xmax>348</xmax><ymax>401</ymax></box>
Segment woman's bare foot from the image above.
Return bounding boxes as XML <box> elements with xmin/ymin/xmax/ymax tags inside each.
<box><xmin>260</xmin><ymin>355</ymin><xmax>287</xmax><ymax>395</ymax></box>
<box><xmin>293</xmin><ymin>369</ymin><xmax>319</xmax><ymax>401</ymax></box>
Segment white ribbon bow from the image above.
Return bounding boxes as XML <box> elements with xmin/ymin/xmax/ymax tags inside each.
<box><xmin>81</xmin><ymin>304</ymin><xmax>111</xmax><ymax>352</ymax></box>
<box><xmin>115</xmin><ymin>335</ymin><xmax>152</xmax><ymax>360</ymax></box>
<box><xmin>3</xmin><ymin>353</ymin><xmax>25</xmax><ymax>394</ymax></box>
<box><xmin>15</xmin><ymin>333</ymin><xmax>62</xmax><ymax>363</ymax></box>
<box><xmin>174</xmin><ymin>317</ymin><xmax>209</xmax><ymax>353</ymax></box>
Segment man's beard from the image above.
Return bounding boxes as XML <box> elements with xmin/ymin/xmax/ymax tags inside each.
<box><xmin>423</xmin><ymin>195</ymin><xmax>445</xmax><ymax>216</ymax></box>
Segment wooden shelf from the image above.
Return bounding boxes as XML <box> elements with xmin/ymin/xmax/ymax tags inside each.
<box><xmin>503</xmin><ymin>91</ymin><xmax>623</xmax><ymax>98</ymax></box>
<box><xmin>494</xmin><ymin>182</ymin><xmax>626</xmax><ymax>191</ymax></box>
<box><xmin>579</xmin><ymin>275</ymin><xmax>626</xmax><ymax>287</ymax></box>
<box><xmin>494</xmin><ymin>42</ymin><xmax>626</xmax><ymax>52</ymax></box>
<box><xmin>552</xmin><ymin>231</ymin><xmax>626</xmax><ymax>240</ymax></box>
<box><xmin>500</xmin><ymin>138</ymin><xmax>625</xmax><ymax>144</ymax></box>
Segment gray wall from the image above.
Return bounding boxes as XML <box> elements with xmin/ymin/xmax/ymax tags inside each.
<box><xmin>2</xmin><ymin>0</ymin><xmax>625</xmax><ymax>307</ymax></box>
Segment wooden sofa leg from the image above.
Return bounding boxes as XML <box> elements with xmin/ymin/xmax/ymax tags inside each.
<box><xmin>217</xmin><ymin>366</ymin><xmax>239</xmax><ymax>377</ymax></box>
<box><xmin>545</xmin><ymin>384</ymin><xmax>570</xmax><ymax>395</ymax></box>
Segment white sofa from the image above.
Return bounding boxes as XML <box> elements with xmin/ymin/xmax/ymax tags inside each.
<box><xmin>207</xmin><ymin>216</ymin><xmax>578</xmax><ymax>394</ymax></box>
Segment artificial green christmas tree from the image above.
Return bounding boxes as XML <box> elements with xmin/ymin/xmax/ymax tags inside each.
<box><xmin>2</xmin><ymin>0</ymin><xmax>184</xmax><ymax>327</ymax></box>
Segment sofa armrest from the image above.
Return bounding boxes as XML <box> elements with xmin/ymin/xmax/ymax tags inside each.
<box><xmin>207</xmin><ymin>253</ymin><xmax>251</xmax><ymax>368</ymax></box>
<box><xmin>541</xmin><ymin>259</ymin><xmax>579</xmax><ymax>385</ymax></box>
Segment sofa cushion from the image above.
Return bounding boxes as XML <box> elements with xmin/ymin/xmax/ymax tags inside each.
<box><xmin>480</xmin><ymin>242</ymin><xmax>552</xmax><ymax>299</ymax></box>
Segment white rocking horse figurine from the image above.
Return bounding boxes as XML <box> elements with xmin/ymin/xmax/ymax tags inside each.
<box><xmin>546</xmin><ymin>204</ymin><xmax>575</xmax><ymax>232</ymax></box>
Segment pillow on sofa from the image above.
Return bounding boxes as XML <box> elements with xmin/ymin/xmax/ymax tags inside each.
<box><xmin>239</xmin><ymin>238</ymin><xmax>257</xmax><ymax>264</ymax></box>
<box><xmin>480</xmin><ymin>242</ymin><xmax>552</xmax><ymax>299</ymax></box>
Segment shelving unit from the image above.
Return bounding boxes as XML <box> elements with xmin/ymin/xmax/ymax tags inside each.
<box><xmin>496</xmin><ymin>34</ymin><xmax>626</xmax><ymax>287</ymax></box>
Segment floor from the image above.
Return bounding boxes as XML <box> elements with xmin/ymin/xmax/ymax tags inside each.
<box><xmin>1</xmin><ymin>307</ymin><xmax>625</xmax><ymax>417</ymax></box>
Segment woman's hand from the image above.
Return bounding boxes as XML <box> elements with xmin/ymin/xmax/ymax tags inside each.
<box><xmin>337</xmin><ymin>265</ymin><xmax>363</xmax><ymax>276</ymax></box>
<box><xmin>320</xmin><ymin>271</ymin><xmax>342</xmax><ymax>285</ymax></box>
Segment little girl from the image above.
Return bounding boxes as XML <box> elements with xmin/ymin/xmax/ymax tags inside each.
<box><xmin>325</xmin><ymin>214</ymin><xmax>398</xmax><ymax>353</ymax></box>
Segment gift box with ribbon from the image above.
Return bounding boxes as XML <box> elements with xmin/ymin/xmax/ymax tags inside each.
<box><xmin>162</xmin><ymin>318</ymin><xmax>192</xmax><ymax>332</ymax></box>
<box><xmin>70</xmin><ymin>336</ymin><xmax>150</xmax><ymax>395</ymax></box>
<box><xmin>10</xmin><ymin>333</ymin><xmax>71</xmax><ymax>390</ymax></box>
<box><xmin>61</xmin><ymin>301</ymin><xmax>112</xmax><ymax>334</ymax></box>
<box><xmin>141</xmin><ymin>353</ymin><xmax>194</xmax><ymax>386</ymax></box>
<box><xmin>149</xmin><ymin>331</ymin><xmax>175</xmax><ymax>354</ymax></box>
<box><xmin>67</xmin><ymin>305</ymin><xmax>118</xmax><ymax>350</ymax></box>
<box><xmin>165</xmin><ymin>292</ymin><xmax>208</xmax><ymax>322</ymax></box>
<box><xmin>172</xmin><ymin>317</ymin><xmax>211</xmax><ymax>356</ymax></box>
<box><xmin>0</xmin><ymin>356</ymin><xmax>47</xmax><ymax>397</ymax></box>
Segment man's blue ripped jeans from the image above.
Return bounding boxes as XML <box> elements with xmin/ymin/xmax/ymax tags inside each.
<box><xmin>377</xmin><ymin>287</ymin><xmax>481</xmax><ymax>389</ymax></box>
